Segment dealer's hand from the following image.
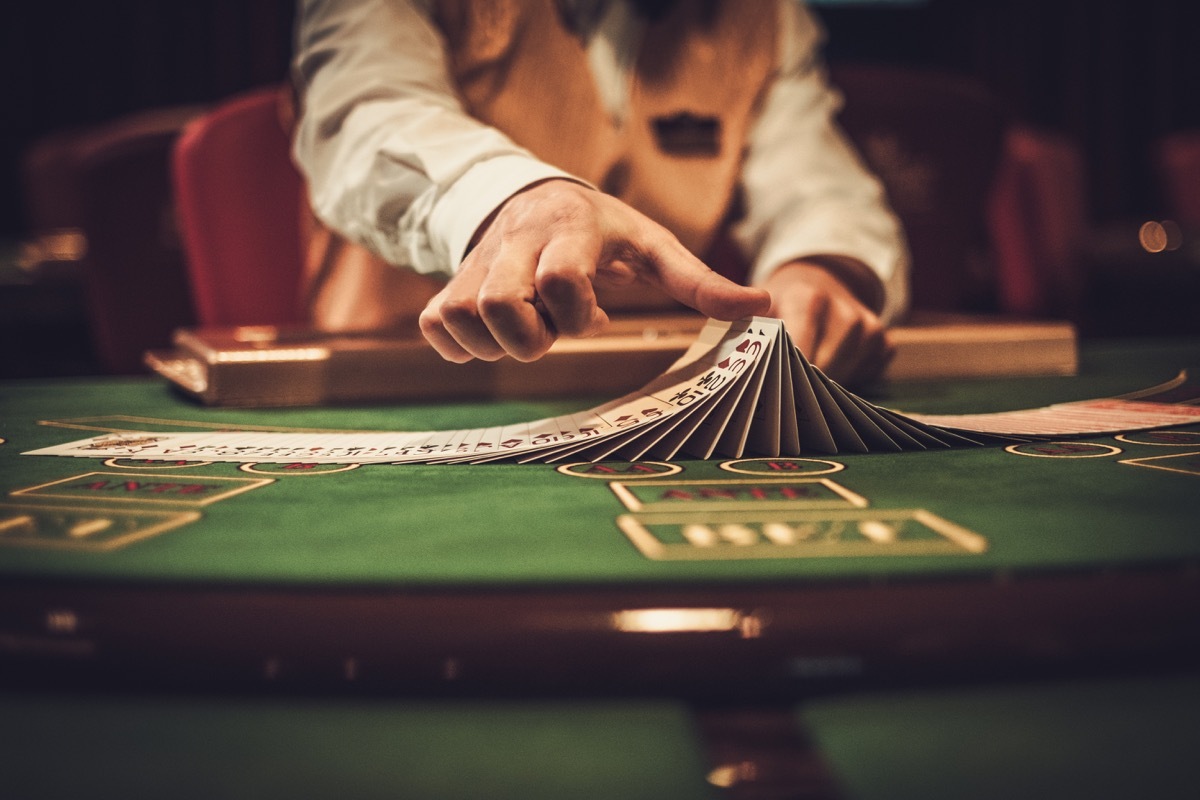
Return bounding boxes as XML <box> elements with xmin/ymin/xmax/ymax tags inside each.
<box><xmin>764</xmin><ymin>259</ymin><xmax>892</xmax><ymax>386</ymax></box>
<box><xmin>419</xmin><ymin>179</ymin><xmax>771</xmax><ymax>363</ymax></box>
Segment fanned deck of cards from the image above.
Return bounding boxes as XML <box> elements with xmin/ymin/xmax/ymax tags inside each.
<box><xmin>25</xmin><ymin>317</ymin><xmax>1200</xmax><ymax>465</ymax></box>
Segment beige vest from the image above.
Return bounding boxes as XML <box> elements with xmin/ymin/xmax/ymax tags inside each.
<box><xmin>303</xmin><ymin>0</ymin><xmax>777</xmax><ymax>331</ymax></box>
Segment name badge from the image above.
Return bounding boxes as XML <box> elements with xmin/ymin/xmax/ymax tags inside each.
<box><xmin>652</xmin><ymin>112</ymin><xmax>721</xmax><ymax>156</ymax></box>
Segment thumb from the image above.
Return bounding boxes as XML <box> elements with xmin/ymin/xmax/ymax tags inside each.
<box><xmin>643</xmin><ymin>236</ymin><xmax>771</xmax><ymax>320</ymax></box>
<box><xmin>686</xmin><ymin>270</ymin><xmax>773</xmax><ymax>321</ymax></box>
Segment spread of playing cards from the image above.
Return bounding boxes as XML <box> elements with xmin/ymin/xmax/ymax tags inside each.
<box><xmin>23</xmin><ymin>317</ymin><xmax>1200</xmax><ymax>464</ymax></box>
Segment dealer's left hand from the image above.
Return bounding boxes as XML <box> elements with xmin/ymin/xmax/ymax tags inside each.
<box><xmin>764</xmin><ymin>259</ymin><xmax>893</xmax><ymax>386</ymax></box>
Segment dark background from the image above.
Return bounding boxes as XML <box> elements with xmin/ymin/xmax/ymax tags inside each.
<box><xmin>3</xmin><ymin>0</ymin><xmax>1198</xmax><ymax>238</ymax></box>
<box><xmin>1</xmin><ymin>0</ymin><xmax>1197</xmax><ymax>379</ymax></box>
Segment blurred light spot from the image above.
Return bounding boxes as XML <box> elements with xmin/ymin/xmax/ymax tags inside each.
<box><xmin>707</xmin><ymin>764</ymin><xmax>739</xmax><ymax>788</ymax></box>
<box><xmin>214</xmin><ymin>347</ymin><xmax>330</xmax><ymax>363</ymax></box>
<box><xmin>17</xmin><ymin>228</ymin><xmax>87</xmax><ymax>272</ymax></box>
<box><xmin>707</xmin><ymin>761</ymin><xmax>758</xmax><ymax>788</ymax></box>
<box><xmin>232</xmin><ymin>326</ymin><xmax>280</xmax><ymax>343</ymax></box>
<box><xmin>612</xmin><ymin>608</ymin><xmax>740</xmax><ymax>633</ymax></box>
<box><xmin>1140</xmin><ymin>221</ymin><xmax>1168</xmax><ymax>253</ymax></box>
<box><xmin>1139</xmin><ymin>220</ymin><xmax>1182</xmax><ymax>253</ymax></box>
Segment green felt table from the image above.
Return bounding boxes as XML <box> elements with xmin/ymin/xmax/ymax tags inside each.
<box><xmin>2</xmin><ymin>338</ymin><xmax>1199</xmax><ymax>797</ymax></box>
<box><xmin>1</xmin><ymin>338</ymin><xmax>1199</xmax><ymax>693</ymax></box>
<box><xmin>2</xmin><ymin>338</ymin><xmax>1198</xmax><ymax>585</ymax></box>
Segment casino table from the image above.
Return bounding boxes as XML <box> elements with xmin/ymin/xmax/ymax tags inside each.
<box><xmin>1</xmin><ymin>336</ymin><xmax>1199</xmax><ymax>797</ymax></box>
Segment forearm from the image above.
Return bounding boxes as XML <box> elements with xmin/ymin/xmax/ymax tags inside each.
<box><xmin>733</xmin><ymin>0</ymin><xmax>910</xmax><ymax>322</ymax></box>
<box><xmin>291</xmin><ymin>0</ymin><xmax>574</xmax><ymax>275</ymax></box>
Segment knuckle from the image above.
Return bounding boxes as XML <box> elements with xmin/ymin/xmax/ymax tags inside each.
<box><xmin>437</xmin><ymin>296</ymin><xmax>480</xmax><ymax>327</ymax></box>
<box><xmin>536</xmin><ymin>267</ymin><xmax>588</xmax><ymax>303</ymax></box>
<box><xmin>807</xmin><ymin>292</ymin><xmax>833</xmax><ymax>319</ymax></box>
<box><xmin>476</xmin><ymin>290</ymin><xmax>521</xmax><ymax>319</ymax></box>
<box><xmin>856</xmin><ymin>315</ymin><xmax>885</xmax><ymax>344</ymax></box>
<box><xmin>839</xmin><ymin>310</ymin><xmax>865</xmax><ymax>334</ymax></box>
<box><xmin>418</xmin><ymin>303</ymin><xmax>443</xmax><ymax>332</ymax></box>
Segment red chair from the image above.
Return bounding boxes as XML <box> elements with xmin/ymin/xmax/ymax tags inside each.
<box><xmin>832</xmin><ymin>65</ymin><xmax>1008</xmax><ymax>313</ymax></box>
<box><xmin>832</xmin><ymin>65</ymin><xmax>1087</xmax><ymax>319</ymax></box>
<box><xmin>987</xmin><ymin>126</ymin><xmax>1088</xmax><ymax>318</ymax></box>
<box><xmin>171</xmin><ymin>86</ymin><xmax>306</xmax><ymax>326</ymax></box>
<box><xmin>20</xmin><ymin>105</ymin><xmax>205</xmax><ymax>373</ymax></box>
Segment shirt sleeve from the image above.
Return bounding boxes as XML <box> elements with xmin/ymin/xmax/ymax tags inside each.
<box><xmin>291</xmin><ymin>0</ymin><xmax>580</xmax><ymax>276</ymax></box>
<box><xmin>732</xmin><ymin>0</ymin><xmax>911</xmax><ymax>323</ymax></box>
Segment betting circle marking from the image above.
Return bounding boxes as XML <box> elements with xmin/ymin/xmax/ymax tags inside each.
<box><xmin>719</xmin><ymin>458</ymin><xmax>845</xmax><ymax>476</ymax></box>
<box><xmin>1004</xmin><ymin>442</ymin><xmax>1122</xmax><ymax>459</ymax></box>
<box><xmin>1115</xmin><ymin>430</ymin><xmax>1200</xmax><ymax>447</ymax></box>
<box><xmin>239</xmin><ymin>462</ymin><xmax>362</xmax><ymax>476</ymax></box>
<box><xmin>555</xmin><ymin>461</ymin><xmax>683</xmax><ymax>480</ymax></box>
<box><xmin>104</xmin><ymin>458</ymin><xmax>213</xmax><ymax>470</ymax></box>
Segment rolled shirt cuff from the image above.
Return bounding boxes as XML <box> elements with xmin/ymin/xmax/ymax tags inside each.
<box><xmin>428</xmin><ymin>154</ymin><xmax>592</xmax><ymax>271</ymax></box>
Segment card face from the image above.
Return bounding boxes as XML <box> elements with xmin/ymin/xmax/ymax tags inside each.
<box><xmin>714</xmin><ymin>333</ymin><xmax>777</xmax><ymax>459</ymax></box>
<box><xmin>23</xmin><ymin>322</ymin><xmax>1200</xmax><ymax>465</ymax></box>
<box><xmin>682</xmin><ymin>338</ymin><xmax>772</xmax><ymax>459</ymax></box>
<box><xmin>640</xmin><ymin>399</ymin><xmax>721</xmax><ymax>461</ymax></box>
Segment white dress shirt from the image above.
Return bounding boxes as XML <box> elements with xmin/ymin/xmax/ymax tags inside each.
<box><xmin>292</xmin><ymin>0</ymin><xmax>910</xmax><ymax>321</ymax></box>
